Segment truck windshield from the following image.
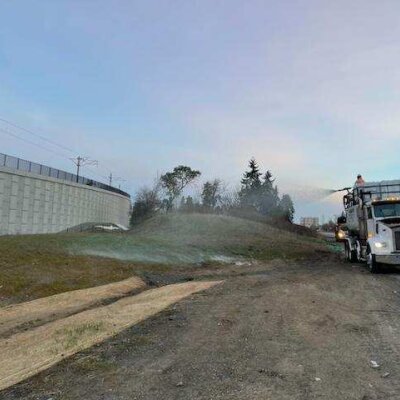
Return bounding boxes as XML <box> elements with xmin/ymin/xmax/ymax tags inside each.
<box><xmin>373</xmin><ymin>203</ymin><xmax>400</xmax><ymax>218</ymax></box>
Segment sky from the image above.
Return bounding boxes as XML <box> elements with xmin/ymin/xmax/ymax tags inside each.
<box><xmin>0</xmin><ymin>0</ymin><xmax>399</xmax><ymax>221</ymax></box>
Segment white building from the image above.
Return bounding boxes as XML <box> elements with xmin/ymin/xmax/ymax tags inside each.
<box><xmin>300</xmin><ymin>217</ymin><xmax>319</xmax><ymax>228</ymax></box>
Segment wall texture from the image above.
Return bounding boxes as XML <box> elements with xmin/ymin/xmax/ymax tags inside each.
<box><xmin>0</xmin><ymin>166</ymin><xmax>131</xmax><ymax>235</ymax></box>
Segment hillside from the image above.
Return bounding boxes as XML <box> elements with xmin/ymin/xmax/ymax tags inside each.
<box><xmin>0</xmin><ymin>213</ymin><xmax>326</xmax><ymax>305</ymax></box>
<box><xmin>72</xmin><ymin>213</ymin><xmax>325</xmax><ymax>264</ymax></box>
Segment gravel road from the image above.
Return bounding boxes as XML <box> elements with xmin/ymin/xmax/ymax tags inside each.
<box><xmin>2</xmin><ymin>252</ymin><xmax>400</xmax><ymax>400</ymax></box>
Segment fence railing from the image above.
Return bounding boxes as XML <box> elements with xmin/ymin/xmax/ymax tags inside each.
<box><xmin>0</xmin><ymin>153</ymin><xmax>130</xmax><ymax>198</ymax></box>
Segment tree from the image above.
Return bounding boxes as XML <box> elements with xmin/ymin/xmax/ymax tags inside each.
<box><xmin>258</xmin><ymin>171</ymin><xmax>280</xmax><ymax>216</ymax></box>
<box><xmin>130</xmin><ymin>183</ymin><xmax>161</xmax><ymax>226</ymax></box>
<box><xmin>201</xmin><ymin>179</ymin><xmax>222</xmax><ymax>209</ymax></box>
<box><xmin>239</xmin><ymin>158</ymin><xmax>263</xmax><ymax>208</ymax></box>
<box><xmin>219</xmin><ymin>186</ymin><xmax>240</xmax><ymax>212</ymax></box>
<box><xmin>185</xmin><ymin>195</ymin><xmax>195</xmax><ymax>212</ymax></box>
<box><xmin>160</xmin><ymin>165</ymin><xmax>201</xmax><ymax>210</ymax></box>
<box><xmin>180</xmin><ymin>195</ymin><xmax>196</xmax><ymax>212</ymax></box>
<box><xmin>239</xmin><ymin>159</ymin><xmax>281</xmax><ymax>216</ymax></box>
<box><xmin>321</xmin><ymin>220</ymin><xmax>336</xmax><ymax>232</ymax></box>
<box><xmin>279</xmin><ymin>194</ymin><xmax>295</xmax><ymax>222</ymax></box>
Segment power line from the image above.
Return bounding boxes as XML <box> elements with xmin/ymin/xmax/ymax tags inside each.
<box><xmin>0</xmin><ymin>117</ymin><xmax>129</xmax><ymax>189</ymax></box>
<box><xmin>0</xmin><ymin>117</ymin><xmax>77</xmax><ymax>154</ymax></box>
<box><xmin>108</xmin><ymin>172</ymin><xmax>126</xmax><ymax>186</ymax></box>
<box><xmin>1</xmin><ymin>124</ymin><xmax>108</xmax><ymax>183</ymax></box>
<box><xmin>0</xmin><ymin>127</ymin><xmax>70</xmax><ymax>160</ymax></box>
<box><xmin>0</xmin><ymin>119</ymin><xmax>122</xmax><ymax>179</ymax></box>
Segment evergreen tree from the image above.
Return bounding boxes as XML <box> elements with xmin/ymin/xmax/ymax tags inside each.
<box><xmin>241</xmin><ymin>158</ymin><xmax>262</xmax><ymax>190</ymax></box>
<box><xmin>239</xmin><ymin>158</ymin><xmax>263</xmax><ymax>207</ymax></box>
<box><xmin>279</xmin><ymin>194</ymin><xmax>295</xmax><ymax>222</ymax></box>
<box><xmin>259</xmin><ymin>171</ymin><xmax>279</xmax><ymax>215</ymax></box>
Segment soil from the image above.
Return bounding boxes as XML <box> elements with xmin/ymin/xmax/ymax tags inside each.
<box><xmin>2</xmin><ymin>252</ymin><xmax>400</xmax><ymax>400</ymax></box>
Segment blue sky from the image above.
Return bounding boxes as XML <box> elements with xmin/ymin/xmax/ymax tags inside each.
<box><xmin>1</xmin><ymin>0</ymin><xmax>399</xmax><ymax>220</ymax></box>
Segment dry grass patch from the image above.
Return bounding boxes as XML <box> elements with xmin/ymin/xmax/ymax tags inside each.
<box><xmin>0</xmin><ymin>276</ymin><xmax>146</xmax><ymax>337</ymax></box>
<box><xmin>0</xmin><ymin>280</ymin><xmax>222</xmax><ymax>391</ymax></box>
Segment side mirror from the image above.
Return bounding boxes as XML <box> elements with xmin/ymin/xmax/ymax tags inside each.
<box><xmin>337</xmin><ymin>216</ymin><xmax>346</xmax><ymax>224</ymax></box>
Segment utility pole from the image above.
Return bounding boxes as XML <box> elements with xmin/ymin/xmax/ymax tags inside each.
<box><xmin>108</xmin><ymin>174</ymin><xmax>126</xmax><ymax>189</ymax></box>
<box><xmin>70</xmin><ymin>156</ymin><xmax>98</xmax><ymax>182</ymax></box>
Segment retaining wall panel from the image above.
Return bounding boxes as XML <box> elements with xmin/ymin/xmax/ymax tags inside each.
<box><xmin>0</xmin><ymin>167</ymin><xmax>130</xmax><ymax>235</ymax></box>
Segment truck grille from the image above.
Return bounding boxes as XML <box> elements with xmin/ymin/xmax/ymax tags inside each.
<box><xmin>396</xmin><ymin>231</ymin><xmax>400</xmax><ymax>251</ymax></box>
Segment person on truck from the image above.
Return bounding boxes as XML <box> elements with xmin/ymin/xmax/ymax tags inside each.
<box><xmin>353</xmin><ymin>175</ymin><xmax>366</xmax><ymax>204</ymax></box>
<box><xmin>355</xmin><ymin>174</ymin><xmax>365</xmax><ymax>187</ymax></box>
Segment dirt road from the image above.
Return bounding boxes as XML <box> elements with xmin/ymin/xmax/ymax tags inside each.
<box><xmin>2</xmin><ymin>252</ymin><xmax>400</xmax><ymax>400</ymax></box>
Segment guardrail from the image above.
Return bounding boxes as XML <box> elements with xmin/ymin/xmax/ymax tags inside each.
<box><xmin>0</xmin><ymin>153</ymin><xmax>130</xmax><ymax>198</ymax></box>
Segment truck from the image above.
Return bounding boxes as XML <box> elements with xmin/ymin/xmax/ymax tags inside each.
<box><xmin>340</xmin><ymin>180</ymin><xmax>400</xmax><ymax>273</ymax></box>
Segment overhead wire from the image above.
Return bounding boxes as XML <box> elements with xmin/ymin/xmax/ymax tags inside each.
<box><xmin>0</xmin><ymin>127</ymin><xmax>71</xmax><ymax>160</ymax></box>
<box><xmin>0</xmin><ymin>117</ymin><xmax>128</xmax><ymax>188</ymax></box>
<box><xmin>0</xmin><ymin>117</ymin><xmax>77</xmax><ymax>154</ymax></box>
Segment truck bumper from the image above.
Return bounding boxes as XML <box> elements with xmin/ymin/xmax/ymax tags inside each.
<box><xmin>376</xmin><ymin>253</ymin><xmax>400</xmax><ymax>265</ymax></box>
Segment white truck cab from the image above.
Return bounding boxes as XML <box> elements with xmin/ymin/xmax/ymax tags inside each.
<box><xmin>342</xmin><ymin>181</ymin><xmax>400</xmax><ymax>272</ymax></box>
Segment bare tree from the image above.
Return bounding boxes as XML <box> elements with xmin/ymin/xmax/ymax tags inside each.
<box><xmin>130</xmin><ymin>180</ymin><xmax>162</xmax><ymax>225</ymax></box>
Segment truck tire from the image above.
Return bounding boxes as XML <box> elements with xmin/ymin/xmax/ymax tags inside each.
<box><xmin>345</xmin><ymin>241</ymin><xmax>357</xmax><ymax>263</ymax></box>
<box><xmin>366</xmin><ymin>245</ymin><xmax>381</xmax><ymax>273</ymax></box>
<box><xmin>355</xmin><ymin>240</ymin><xmax>362</xmax><ymax>262</ymax></box>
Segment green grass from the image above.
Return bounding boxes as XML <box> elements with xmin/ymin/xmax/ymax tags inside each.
<box><xmin>72</xmin><ymin>213</ymin><xmax>325</xmax><ymax>264</ymax></box>
<box><xmin>0</xmin><ymin>233</ymin><xmax>153</xmax><ymax>305</ymax></box>
<box><xmin>0</xmin><ymin>213</ymin><xmax>327</xmax><ymax>305</ymax></box>
<box><xmin>57</xmin><ymin>322</ymin><xmax>105</xmax><ymax>350</ymax></box>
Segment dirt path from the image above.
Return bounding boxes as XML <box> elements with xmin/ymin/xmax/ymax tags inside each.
<box><xmin>2</xmin><ymin>254</ymin><xmax>400</xmax><ymax>399</ymax></box>
<box><xmin>0</xmin><ymin>277</ymin><xmax>146</xmax><ymax>337</ymax></box>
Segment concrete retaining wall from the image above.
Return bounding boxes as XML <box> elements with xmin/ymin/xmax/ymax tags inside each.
<box><xmin>0</xmin><ymin>166</ymin><xmax>131</xmax><ymax>235</ymax></box>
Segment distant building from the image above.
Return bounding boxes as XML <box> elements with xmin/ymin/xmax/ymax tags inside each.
<box><xmin>300</xmin><ymin>217</ymin><xmax>319</xmax><ymax>228</ymax></box>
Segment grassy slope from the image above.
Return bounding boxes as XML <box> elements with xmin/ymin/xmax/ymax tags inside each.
<box><xmin>0</xmin><ymin>213</ymin><xmax>326</xmax><ymax>305</ymax></box>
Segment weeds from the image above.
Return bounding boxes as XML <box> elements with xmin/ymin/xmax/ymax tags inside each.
<box><xmin>57</xmin><ymin>322</ymin><xmax>105</xmax><ymax>350</ymax></box>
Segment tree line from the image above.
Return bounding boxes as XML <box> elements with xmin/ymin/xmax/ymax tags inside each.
<box><xmin>130</xmin><ymin>158</ymin><xmax>294</xmax><ymax>225</ymax></box>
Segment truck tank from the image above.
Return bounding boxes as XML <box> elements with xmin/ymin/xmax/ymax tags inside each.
<box><xmin>345</xmin><ymin>204</ymin><xmax>361</xmax><ymax>233</ymax></box>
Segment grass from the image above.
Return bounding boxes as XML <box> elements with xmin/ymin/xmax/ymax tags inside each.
<box><xmin>72</xmin><ymin>213</ymin><xmax>325</xmax><ymax>264</ymax></box>
<box><xmin>57</xmin><ymin>322</ymin><xmax>105</xmax><ymax>350</ymax></box>
<box><xmin>0</xmin><ymin>213</ymin><xmax>327</xmax><ymax>305</ymax></box>
<box><xmin>0</xmin><ymin>234</ymin><xmax>157</xmax><ymax>305</ymax></box>
<box><xmin>74</xmin><ymin>355</ymin><xmax>116</xmax><ymax>373</ymax></box>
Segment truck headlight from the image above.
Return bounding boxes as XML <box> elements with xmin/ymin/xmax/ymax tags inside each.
<box><xmin>375</xmin><ymin>242</ymin><xmax>387</xmax><ymax>248</ymax></box>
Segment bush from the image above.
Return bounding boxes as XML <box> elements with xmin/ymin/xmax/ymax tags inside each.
<box><xmin>130</xmin><ymin>185</ymin><xmax>161</xmax><ymax>226</ymax></box>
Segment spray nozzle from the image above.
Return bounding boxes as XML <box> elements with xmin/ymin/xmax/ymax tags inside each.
<box><xmin>334</xmin><ymin>187</ymin><xmax>352</xmax><ymax>193</ymax></box>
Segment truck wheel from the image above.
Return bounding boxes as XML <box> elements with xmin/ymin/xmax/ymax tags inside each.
<box><xmin>344</xmin><ymin>242</ymin><xmax>350</xmax><ymax>261</ymax></box>
<box><xmin>345</xmin><ymin>242</ymin><xmax>357</xmax><ymax>263</ymax></box>
<box><xmin>367</xmin><ymin>245</ymin><xmax>380</xmax><ymax>273</ymax></box>
<box><xmin>355</xmin><ymin>240</ymin><xmax>362</xmax><ymax>262</ymax></box>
